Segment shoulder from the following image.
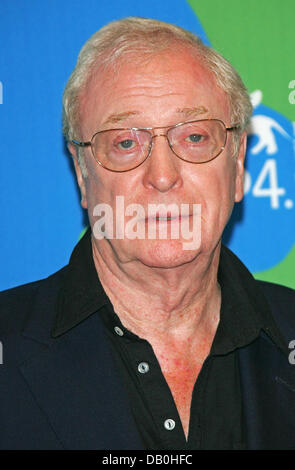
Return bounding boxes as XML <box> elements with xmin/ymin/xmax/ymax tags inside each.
<box><xmin>0</xmin><ymin>267</ymin><xmax>67</xmax><ymax>336</ymax></box>
<box><xmin>256</xmin><ymin>280</ymin><xmax>295</xmax><ymax>310</ymax></box>
<box><xmin>256</xmin><ymin>280</ymin><xmax>295</xmax><ymax>339</ymax></box>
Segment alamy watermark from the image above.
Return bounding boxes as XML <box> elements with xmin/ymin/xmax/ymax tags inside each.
<box><xmin>0</xmin><ymin>81</ymin><xmax>3</xmax><ymax>104</ymax></box>
<box><xmin>0</xmin><ymin>341</ymin><xmax>3</xmax><ymax>364</ymax></box>
<box><xmin>92</xmin><ymin>196</ymin><xmax>202</xmax><ymax>250</ymax></box>
<box><xmin>288</xmin><ymin>340</ymin><xmax>295</xmax><ymax>364</ymax></box>
<box><xmin>289</xmin><ymin>80</ymin><xmax>295</xmax><ymax>104</ymax></box>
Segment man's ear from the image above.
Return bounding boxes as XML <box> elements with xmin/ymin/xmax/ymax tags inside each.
<box><xmin>68</xmin><ymin>143</ymin><xmax>88</xmax><ymax>209</ymax></box>
<box><xmin>234</xmin><ymin>131</ymin><xmax>247</xmax><ymax>203</ymax></box>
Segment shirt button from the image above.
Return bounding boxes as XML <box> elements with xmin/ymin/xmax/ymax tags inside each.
<box><xmin>114</xmin><ymin>326</ymin><xmax>124</xmax><ymax>336</ymax></box>
<box><xmin>164</xmin><ymin>419</ymin><xmax>176</xmax><ymax>431</ymax></box>
<box><xmin>137</xmin><ymin>362</ymin><xmax>150</xmax><ymax>374</ymax></box>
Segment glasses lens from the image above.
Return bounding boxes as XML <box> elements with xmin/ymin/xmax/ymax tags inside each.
<box><xmin>92</xmin><ymin>129</ymin><xmax>151</xmax><ymax>171</ymax></box>
<box><xmin>168</xmin><ymin>120</ymin><xmax>226</xmax><ymax>163</ymax></box>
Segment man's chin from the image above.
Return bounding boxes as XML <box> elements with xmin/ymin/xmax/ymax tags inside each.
<box><xmin>132</xmin><ymin>239</ymin><xmax>201</xmax><ymax>269</ymax></box>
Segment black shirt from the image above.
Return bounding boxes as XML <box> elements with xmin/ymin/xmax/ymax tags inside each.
<box><xmin>52</xmin><ymin>228</ymin><xmax>288</xmax><ymax>450</ymax></box>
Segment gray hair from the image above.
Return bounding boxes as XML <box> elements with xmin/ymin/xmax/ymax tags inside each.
<box><xmin>62</xmin><ymin>17</ymin><xmax>252</xmax><ymax>173</ymax></box>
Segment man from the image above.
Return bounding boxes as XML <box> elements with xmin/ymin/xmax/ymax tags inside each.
<box><xmin>0</xmin><ymin>17</ymin><xmax>295</xmax><ymax>450</ymax></box>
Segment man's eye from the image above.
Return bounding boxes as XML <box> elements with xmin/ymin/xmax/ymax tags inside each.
<box><xmin>185</xmin><ymin>134</ymin><xmax>203</xmax><ymax>143</ymax></box>
<box><xmin>117</xmin><ymin>139</ymin><xmax>136</xmax><ymax>150</ymax></box>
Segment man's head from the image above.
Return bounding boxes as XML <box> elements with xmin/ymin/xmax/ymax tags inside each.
<box><xmin>63</xmin><ymin>17</ymin><xmax>252</xmax><ymax>172</ymax></box>
<box><xmin>63</xmin><ymin>17</ymin><xmax>252</xmax><ymax>268</ymax></box>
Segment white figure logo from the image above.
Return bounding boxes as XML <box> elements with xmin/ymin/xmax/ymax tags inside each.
<box><xmin>248</xmin><ymin>90</ymin><xmax>290</xmax><ymax>155</ymax></box>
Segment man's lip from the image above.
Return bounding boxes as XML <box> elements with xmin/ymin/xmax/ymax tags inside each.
<box><xmin>144</xmin><ymin>214</ymin><xmax>192</xmax><ymax>221</ymax></box>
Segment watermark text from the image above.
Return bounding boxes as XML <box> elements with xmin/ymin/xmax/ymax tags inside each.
<box><xmin>92</xmin><ymin>196</ymin><xmax>202</xmax><ymax>250</ymax></box>
<box><xmin>289</xmin><ymin>80</ymin><xmax>295</xmax><ymax>104</ymax></box>
<box><xmin>288</xmin><ymin>340</ymin><xmax>295</xmax><ymax>364</ymax></box>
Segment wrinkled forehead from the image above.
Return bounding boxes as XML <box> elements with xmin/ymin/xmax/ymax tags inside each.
<box><xmin>78</xmin><ymin>47</ymin><xmax>230</xmax><ymax>136</ymax></box>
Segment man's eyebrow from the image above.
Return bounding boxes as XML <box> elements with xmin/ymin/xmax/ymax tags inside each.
<box><xmin>103</xmin><ymin>111</ymin><xmax>140</xmax><ymax>126</ymax></box>
<box><xmin>102</xmin><ymin>106</ymin><xmax>208</xmax><ymax>127</ymax></box>
<box><xmin>176</xmin><ymin>106</ymin><xmax>208</xmax><ymax>118</ymax></box>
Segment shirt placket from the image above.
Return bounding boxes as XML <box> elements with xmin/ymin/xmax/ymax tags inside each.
<box><xmin>112</xmin><ymin>322</ymin><xmax>188</xmax><ymax>449</ymax></box>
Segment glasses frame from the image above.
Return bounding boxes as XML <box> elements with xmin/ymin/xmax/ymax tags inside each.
<box><xmin>72</xmin><ymin>118</ymin><xmax>240</xmax><ymax>173</ymax></box>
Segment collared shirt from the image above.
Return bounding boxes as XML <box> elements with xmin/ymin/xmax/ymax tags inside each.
<box><xmin>52</xmin><ymin>228</ymin><xmax>288</xmax><ymax>450</ymax></box>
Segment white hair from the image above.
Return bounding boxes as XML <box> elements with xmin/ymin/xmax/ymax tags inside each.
<box><xmin>63</xmin><ymin>17</ymin><xmax>252</xmax><ymax>174</ymax></box>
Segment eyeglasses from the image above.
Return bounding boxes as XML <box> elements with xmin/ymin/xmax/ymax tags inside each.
<box><xmin>72</xmin><ymin>119</ymin><xmax>239</xmax><ymax>172</ymax></box>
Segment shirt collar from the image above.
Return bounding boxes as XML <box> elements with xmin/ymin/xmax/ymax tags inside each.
<box><xmin>212</xmin><ymin>245</ymin><xmax>288</xmax><ymax>355</ymax></box>
<box><xmin>51</xmin><ymin>228</ymin><xmax>289</xmax><ymax>356</ymax></box>
<box><xmin>51</xmin><ymin>228</ymin><xmax>108</xmax><ymax>337</ymax></box>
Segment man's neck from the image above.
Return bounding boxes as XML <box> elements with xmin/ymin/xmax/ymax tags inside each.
<box><xmin>91</xmin><ymin>237</ymin><xmax>222</xmax><ymax>346</ymax></box>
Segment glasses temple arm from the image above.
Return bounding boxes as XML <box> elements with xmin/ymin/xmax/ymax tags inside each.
<box><xmin>71</xmin><ymin>139</ymin><xmax>92</xmax><ymax>147</ymax></box>
<box><xmin>226</xmin><ymin>125</ymin><xmax>241</xmax><ymax>131</ymax></box>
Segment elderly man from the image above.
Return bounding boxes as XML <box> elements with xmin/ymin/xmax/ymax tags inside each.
<box><xmin>1</xmin><ymin>17</ymin><xmax>295</xmax><ymax>450</ymax></box>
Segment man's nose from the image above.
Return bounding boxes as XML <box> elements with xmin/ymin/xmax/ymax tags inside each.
<box><xmin>142</xmin><ymin>134</ymin><xmax>183</xmax><ymax>193</ymax></box>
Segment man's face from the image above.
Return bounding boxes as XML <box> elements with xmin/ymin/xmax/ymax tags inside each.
<box><xmin>71</xmin><ymin>48</ymin><xmax>246</xmax><ymax>268</ymax></box>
